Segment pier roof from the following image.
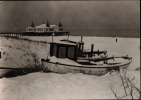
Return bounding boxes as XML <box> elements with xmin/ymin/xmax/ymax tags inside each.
<box><xmin>35</xmin><ymin>24</ymin><xmax>58</xmax><ymax>29</ymax></box>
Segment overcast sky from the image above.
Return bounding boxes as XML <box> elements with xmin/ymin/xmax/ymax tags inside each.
<box><xmin>0</xmin><ymin>1</ymin><xmax>140</xmax><ymax>37</ymax></box>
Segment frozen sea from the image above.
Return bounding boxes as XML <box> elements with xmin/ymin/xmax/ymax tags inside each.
<box><xmin>0</xmin><ymin>36</ymin><xmax>140</xmax><ymax>99</ymax></box>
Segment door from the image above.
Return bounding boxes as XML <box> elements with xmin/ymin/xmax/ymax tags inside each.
<box><xmin>59</xmin><ymin>47</ymin><xmax>66</xmax><ymax>58</ymax></box>
<box><xmin>68</xmin><ymin>47</ymin><xmax>75</xmax><ymax>59</ymax></box>
<box><xmin>53</xmin><ymin>44</ymin><xmax>57</xmax><ymax>57</ymax></box>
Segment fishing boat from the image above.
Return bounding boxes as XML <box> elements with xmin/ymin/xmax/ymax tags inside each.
<box><xmin>41</xmin><ymin>37</ymin><xmax>132</xmax><ymax>76</ymax></box>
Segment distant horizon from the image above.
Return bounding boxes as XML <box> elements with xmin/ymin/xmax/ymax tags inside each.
<box><xmin>0</xmin><ymin>30</ymin><xmax>140</xmax><ymax>38</ymax></box>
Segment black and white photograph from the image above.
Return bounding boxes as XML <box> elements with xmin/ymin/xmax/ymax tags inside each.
<box><xmin>0</xmin><ymin>0</ymin><xmax>140</xmax><ymax>99</ymax></box>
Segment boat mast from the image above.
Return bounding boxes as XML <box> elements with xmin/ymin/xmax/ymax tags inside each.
<box><xmin>67</xmin><ymin>33</ymin><xmax>70</xmax><ymax>40</ymax></box>
<box><xmin>52</xmin><ymin>33</ymin><xmax>54</xmax><ymax>42</ymax></box>
<box><xmin>81</xmin><ymin>36</ymin><xmax>83</xmax><ymax>42</ymax></box>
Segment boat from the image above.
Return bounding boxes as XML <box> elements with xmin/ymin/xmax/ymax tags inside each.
<box><xmin>41</xmin><ymin>37</ymin><xmax>132</xmax><ymax>76</ymax></box>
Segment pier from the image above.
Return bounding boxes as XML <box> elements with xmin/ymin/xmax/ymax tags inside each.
<box><xmin>0</xmin><ymin>31</ymin><xmax>69</xmax><ymax>37</ymax></box>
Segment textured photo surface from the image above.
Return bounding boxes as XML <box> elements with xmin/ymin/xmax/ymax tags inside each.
<box><xmin>0</xmin><ymin>1</ymin><xmax>140</xmax><ymax>99</ymax></box>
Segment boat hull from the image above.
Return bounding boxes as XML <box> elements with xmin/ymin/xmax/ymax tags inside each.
<box><xmin>41</xmin><ymin>58</ymin><xmax>132</xmax><ymax>76</ymax></box>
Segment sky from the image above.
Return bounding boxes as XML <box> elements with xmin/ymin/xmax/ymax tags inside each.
<box><xmin>0</xmin><ymin>1</ymin><xmax>140</xmax><ymax>37</ymax></box>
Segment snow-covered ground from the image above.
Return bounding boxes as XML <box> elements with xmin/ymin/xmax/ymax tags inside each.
<box><xmin>0</xmin><ymin>71</ymin><xmax>140</xmax><ymax>100</ymax></box>
<box><xmin>20</xmin><ymin>36</ymin><xmax>140</xmax><ymax>70</ymax></box>
<box><xmin>0</xmin><ymin>36</ymin><xmax>49</xmax><ymax>68</ymax></box>
<box><xmin>0</xmin><ymin>36</ymin><xmax>140</xmax><ymax>99</ymax></box>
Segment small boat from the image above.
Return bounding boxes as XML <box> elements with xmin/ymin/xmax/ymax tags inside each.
<box><xmin>41</xmin><ymin>37</ymin><xmax>132</xmax><ymax>76</ymax></box>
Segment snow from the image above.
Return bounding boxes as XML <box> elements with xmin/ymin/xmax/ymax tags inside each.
<box><xmin>49</xmin><ymin>56</ymin><xmax>81</xmax><ymax>66</ymax></box>
<box><xmin>0</xmin><ymin>37</ymin><xmax>49</xmax><ymax>68</ymax></box>
<box><xmin>0</xmin><ymin>36</ymin><xmax>140</xmax><ymax>99</ymax></box>
<box><xmin>35</xmin><ymin>24</ymin><xmax>57</xmax><ymax>28</ymax></box>
<box><xmin>49</xmin><ymin>56</ymin><xmax>130</xmax><ymax>67</ymax></box>
<box><xmin>35</xmin><ymin>24</ymin><xmax>47</xmax><ymax>28</ymax></box>
<box><xmin>0</xmin><ymin>71</ymin><xmax>140</xmax><ymax>100</ymax></box>
<box><xmin>52</xmin><ymin>40</ymin><xmax>76</xmax><ymax>45</ymax></box>
<box><xmin>20</xmin><ymin>36</ymin><xmax>140</xmax><ymax>70</ymax></box>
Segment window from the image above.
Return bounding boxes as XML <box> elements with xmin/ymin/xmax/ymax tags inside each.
<box><xmin>37</xmin><ymin>28</ymin><xmax>42</xmax><ymax>31</ymax></box>
<box><xmin>68</xmin><ymin>47</ymin><xmax>75</xmax><ymax>59</ymax></box>
<box><xmin>59</xmin><ymin>47</ymin><xmax>66</xmax><ymax>58</ymax></box>
<box><xmin>59</xmin><ymin>28</ymin><xmax>63</xmax><ymax>31</ymax></box>
<box><xmin>53</xmin><ymin>44</ymin><xmax>57</xmax><ymax>56</ymax></box>
<box><xmin>49</xmin><ymin>28</ymin><xmax>54</xmax><ymax>31</ymax></box>
<box><xmin>29</xmin><ymin>28</ymin><xmax>33</xmax><ymax>31</ymax></box>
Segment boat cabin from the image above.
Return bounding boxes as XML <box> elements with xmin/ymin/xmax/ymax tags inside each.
<box><xmin>50</xmin><ymin>41</ymin><xmax>84</xmax><ymax>61</ymax></box>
